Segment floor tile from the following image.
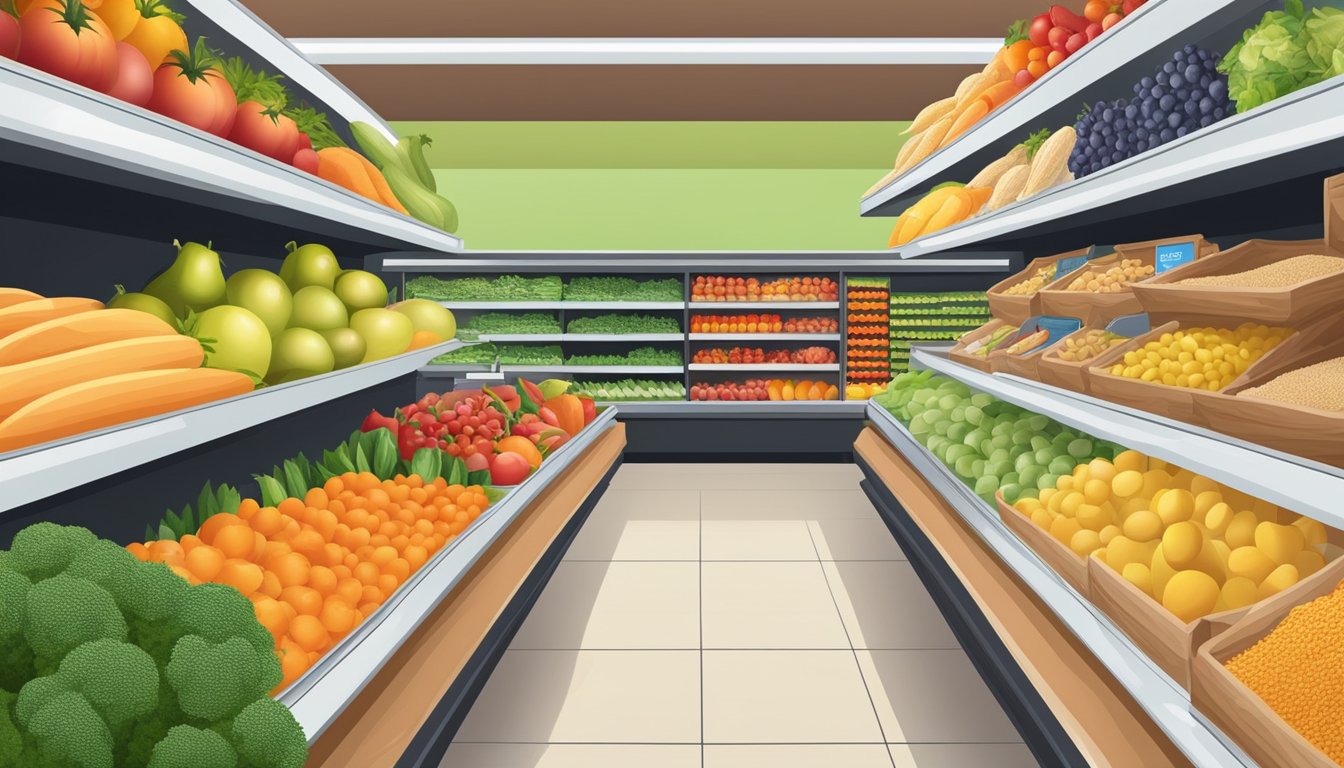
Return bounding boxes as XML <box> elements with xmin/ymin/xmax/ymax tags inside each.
<box><xmin>702</xmin><ymin>489</ymin><xmax>880</xmax><ymax>521</ymax></box>
<box><xmin>702</xmin><ymin>519</ymin><xmax>818</xmax><ymax>561</ymax></box>
<box><xmin>808</xmin><ymin>518</ymin><xmax>905</xmax><ymax>561</ymax></box>
<box><xmin>705</xmin><ymin>744</ymin><xmax>894</xmax><ymax>767</ymax></box>
<box><xmin>456</xmin><ymin>650</ymin><xmax>700</xmax><ymax>743</ymax></box>
<box><xmin>822</xmin><ymin>561</ymin><xmax>959</xmax><ymax>650</ymax></box>
<box><xmin>512</xmin><ymin>562</ymin><xmax>700</xmax><ymax>649</ymax></box>
<box><xmin>565</xmin><ymin>489</ymin><xmax>699</xmax><ymax>561</ymax></box>
<box><xmin>888</xmin><ymin>743</ymin><xmax>1035</xmax><ymax>768</ymax></box>
<box><xmin>703</xmin><ymin>650</ymin><xmax>884</xmax><ymax>743</ymax></box>
<box><xmin>702</xmin><ymin>562</ymin><xmax>850</xmax><ymax>649</ymax></box>
<box><xmin>856</xmin><ymin>650</ymin><xmax>1022</xmax><ymax>743</ymax></box>
<box><xmin>442</xmin><ymin>743</ymin><xmax>701</xmax><ymax>768</ymax></box>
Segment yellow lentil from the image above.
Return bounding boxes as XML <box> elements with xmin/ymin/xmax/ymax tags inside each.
<box><xmin>1177</xmin><ymin>254</ymin><xmax>1344</xmax><ymax>289</ymax></box>
<box><xmin>1239</xmin><ymin>356</ymin><xmax>1344</xmax><ymax>412</ymax></box>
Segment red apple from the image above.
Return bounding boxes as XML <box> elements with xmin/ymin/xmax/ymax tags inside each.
<box><xmin>490</xmin><ymin>452</ymin><xmax>531</xmax><ymax>485</ymax></box>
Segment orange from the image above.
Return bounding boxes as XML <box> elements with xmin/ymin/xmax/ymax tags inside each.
<box><xmin>126</xmin><ymin>542</ymin><xmax>150</xmax><ymax>561</ymax></box>
<box><xmin>277</xmin><ymin>636</ymin><xmax>309</xmax><ymax>688</ymax></box>
<box><xmin>213</xmin><ymin>524</ymin><xmax>256</xmax><ymax>559</ymax></box>
<box><xmin>365</xmin><ymin>488</ymin><xmax>390</xmax><ymax>508</ymax></box>
<box><xmin>403</xmin><ymin>545</ymin><xmax>429</xmax><ymax>570</ymax></box>
<box><xmin>253</xmin><ymin>596</ymin><xmax>293</xmax><ymax>638</ymax></box>
<box><xmin>277</xmin><ymin>497</ymin><xmax>306</xmax><ymax>520</ymax></box>
<box><xmin>323</xmin><ymin>476</ymin><xmax>344</xmax><ymax>498</ymax></box>
<box><xmin>289</xmin><ymin>614</ymin><xmax>330</xmax><ymax>652</ymax></box>
<box><xmin>305</xmin><ymin>487</ymin><xmax>330</xmax><ymax>509</ymax></box>
<box><xmin>271</xmin><ymin>551</ymin><xmax>312</xmax><ymax>588</ymax></box>
<box><xmin>335</xmin><ymin>577</ymin><xmax>363</xmax><ymax>606</ymax></box>
<box><xmin>384</xmin><ymin>558</ymin><xmax>411</xmax><ymax>582</ymax></box>
<box><xmin>259</xmin><ymin>571</ymin><xmax>282</xmax><ymax>599</ymax></box>
<box><xmin>145</xmin><ymin>539</ymin><xmax>183</xmax><ymax>564</ymax></box>
<box><xmin>407</xmin><ymin>329</ymin><xmax>442</xmax><ymax>350</ymax></box>
<box><xmin>169</xmin><ymin>564</ymin><xmax>200</xmax><ymax>585</ymax></box>
<box><xmin>184</xmin><ymin>545</ymin><xmax>225</xmax><ymax>582</ymax></box>
<box><xmin>319</xmin><ymin>597</ymin><xmax>358</xmax><ymax>635</ymax></box>
<box><xmin>360</xmin><ymin>585</ymin><xmax>382</xmax><ymax>605</ymax></box>
<box><xmin>281</xmin><ymin>585</ymin><xmax>323</xmax><ymax>616</ymax></box>
<box><xmin>308</xmin><ymin>565</ymin><xmax>338</xmax><ymax>596</ymax></box>
<box><xmin>237</xmin><ymin>498</ymin><xmax>261</xmax><ymax>520</ymax></box>
<box><xmin>377</xmin><ymin>573</ymin><xmax>399</xmax><ymax>596</ymax></box>
<box><xmin>198</xmin><ymin>512</ymin><xmax>243</xmax><ymax>544</ymax></box>
<box><xmin>353</xmin><ymin>562</ymin><xmax>380</xmax><ymax>587</ymax></box>
<box><xmin>250</xmin><ymin>506</ymin><xmax>283</xmax><ymax>537</ymax></box>
<box><xmin>290</xmin><ymin>530</ymin><xmax>326</xmax><ymax>560</ymax></box>
<box><xmin>218</xmin><ymin>559</ymin><xmax>264</xmax><ymax>595</ymax></box>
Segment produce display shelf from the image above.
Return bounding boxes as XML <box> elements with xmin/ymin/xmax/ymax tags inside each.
<box><xmin>0</xmin><ymin>341</ymin><xmax>466</xmax><ymax>516</ymax></box>
<box><xmin>419</xmin><ymin>363</ymin><xmax>497</xmax><ymax>377</ymax></box>
<box><xmin>689</xmin><ymin>333</ymin><xmax>841</xmax><ymax>341</ymax></box>
<box><xmin>892</xmin><ymin>74</ymin><xmax>1344</xmax><ymax>258</ymax></box>
<box><xmin>864</xmin><ymin>402</ymin><xmax>1256</xmax><ymax>768</ymax></box>
<box><xmin>859</xmin><ymin>0</ymin><xmax>1240</xmax><ymax>216</ymax></box>
<box><xmin>613</xmin><ymin>401</ymin><xmax>866</xmax><ymax>417</ymax></box>
<box><xmin>471</xmin><ymin>334</ymin><xmax>566</xmax><ymax>342</ymax></box>
<box><xmin>380</xmin><ymin>253</ymin><xmax>1016</xmax><ymax>273</ymax></box>
<box><xmin>911</xmin><ymin>348</ymin><xmax>1344</xmax><ymax>529</ymax></box>
<box><xmin>687</xmin><ymin>363</ymin><xmax>841</xmax><ymax>372</ymax></box>
<box><xmin>500</xmin><ymin>365</ymin><xmax>686</xmax><ymax>375</ymax></box>
<box><xmin>437</xmin><ymin>301</ymin><xmax>685</xmax><ymax>310</ymax></box>
<box><xmin>688</xmin><ymin>301</ymin><xmax>839</xmax><ymax>310</ymax></box>
<box><xmin>0</xmin><ymin>61</ymin><xmax>463</xmax><ymax>253</ymax></box>
<box><xmin>280</xmin><ymin>407</ymin><xmax>619</xmax><ymax>743</ymax></box>
<box><xmin>465</xmin><ymin>334</ymin><xmax>686</xmax><ymax>343</ymax></box>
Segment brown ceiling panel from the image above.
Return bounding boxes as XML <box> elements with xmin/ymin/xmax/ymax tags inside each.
<box><xmin>247</xmin><ymin>0</ymin><xmax>1042</xmax><ymax>38</ymax></box>
<box><xmin>325</xmin><ymin>64</ymin><xmax>981</xmax><ymax>121</ymax></box>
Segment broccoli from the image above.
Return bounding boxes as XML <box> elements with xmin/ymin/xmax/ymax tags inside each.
<box><xmin>230</xmin><ymin>698</ymin><xmax>308</xmax><ymax>768</ymax></box>
<box><xmin>23</xmin><ymin>690</ymin><xmax>115</xmax><ymax>768</ymax></box>
<box><xmin>23</xmin><ymin>575</ymin><xmax>127</xmax><ymax>669</ymax></box>
<box><xmin>174</xmin><ymin>583</ymin><xmax>277</xmax><ymax>658</ymax></box>
<box><xmin>147</xmin><ymin>725</ymin><xmax>238</xmax><ymax>768</ymax></box>
<box><xmin>7</xmin><ymin>523</ymin><xmax>97</xmax><ymax>582</ymax></box>
<box><xmin>0</xmin><ymin>689</ymin><xmax>22</xmax><ymax>763</ymax></box>
<box><xmin>0</xmin><ymin>570</ymin><xmax>35</xmax><ymax>691</ymax></box>
<box><xmin>166</xmin><ymin>636</ymin><xmax>277</xmax><ymax>721</ymax></box>
<box><xmin>56</xmin><ymin>639</ymin><xmax>159</xmax><ymax>728</ymax></box>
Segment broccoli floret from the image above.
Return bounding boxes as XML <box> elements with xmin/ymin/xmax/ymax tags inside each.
<box><xmin>230</xmin><ymin>698</ymin><xmax>307</xmax><ymax>768</ymax></box>
<box><xmin>24</xmin><ymin>690</ymin><xmax>114</xmax><ymax>768</ymax></box>
<box><xmin>0</xmin><ymin>689</ymin><xmax>22</xmax><ymax>764</ymax></box>
<box><xmin>0</xmin><ymin>570</ymin><xmax>35</xmax><ymax>691</ymax></box>
<box><xmin>23</xmin><ymin>575</ymin><xmax>127</xmax><ymax>668</ymax></box>
<box><xmin>14</xmin><ymin>676</ymin><xmax>68</xmax><ymax>727</ymax></box>
<box><xmin>176</xmin><ymin>583</ymin><xmax>277</xmax><ymax>658</ymax></box>
<box><xmin>166</xmin><ymin>635</ymin><xmax>277</xmax><ymax>721</ymax></box>
<box><xmin>57</xmin><ymin>639</ymin><xmax>158</xmax><ymax>728</ymax></box>
<box><xmin>7</xmin><ymin>524</ymin><xmax>96</xmax><ymax>582</ymax></box>
<box><xmin>147</xmin><ymin>725</ymin><xmax>237</xmax><ymax>768</ymax></box>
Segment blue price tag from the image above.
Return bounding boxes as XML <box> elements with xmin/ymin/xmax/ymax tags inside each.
<box><xmin>1155</xmin><ymin>241</ymin><xmax>1196</xmax><ymax>273</ymax></box>
<box><xmin>1055</xmin><ymin>254</ymin><xmax>1090</xmax><ymax>277</ymax></box>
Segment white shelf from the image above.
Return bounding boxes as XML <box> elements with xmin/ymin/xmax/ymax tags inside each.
<box><xmin>472</xmin><ymin>334</ymin><xmax>565</xmax><ymax>342</ymax></box>
<box><xmin>690</xmin><ymin>333</ymin><xmax>840</xmax><ymax>341</ymax></box>
<box><xmin>893</xmin><ymin>74</ymin><xmax>1344</xmax><ymax>258</ymax></box>
<box><xmin>864</xmin><ymin>403</ymin><xmax>1256</xmax><ymax>768</ymax></box>
<box><xmin>281</xmin><ymin>408</ymin><xmax>619</xmax><ymax>742</ymax></box>
<box><xmin>689</xmin><ymin>301</ymin><xmax>839</xmax><ymax>310</ymax></box>
<box><xmin>0</xmin><ymin>61</ymin><xmax>463</xmax><ymax>253</ymax></box>
<box><xmin>501</xmin><ymin>365</ymin><xmax>685</xmax><ymax>375</ymax></box>
<box><xmin>437</xmin><ymin>301</ymin><xmax>683</xmax><ymax>310</ymax></box>
<box><xmin>0</xmin><ymin>341</ymin><xmax>467</xmax><ymax>515</ymax></box>
<box><xmin>859</xmin><ymin>0</ymin><xmax>1243</xmax><ymax>216</ymax></box>
<box><xmin>911</xmin><ymin>348</ymin><xmax>1344</xmax><ymax>529</ymax></box>
<box><xmin>688</xmin><ymin>363</ymin><xmax>840</xmax><ymax>372</ymax></box>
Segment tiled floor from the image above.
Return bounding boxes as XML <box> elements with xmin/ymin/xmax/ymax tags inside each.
<box><xmin>446</xmin><ymin>463</ymin><xmax>1037</xmax><ymax>768</ymax></box>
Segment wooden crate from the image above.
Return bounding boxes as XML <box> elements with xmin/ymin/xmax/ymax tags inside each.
<box><xmin>995</xmin><ymin>491</ymin><xmax>1088</xmax><ymax>594</ymax></box>
<box><xmin>1037</xmin><ymin>326</ymin><xmax>1132</xmax><ymax>393</ymax></box>
<box><xmin>947</xmin><ymin>319</ymin><xmax>1013</xmax><ymax>373</ymax></box>
<box><xmin>986</xmin><ymin>250</ymin><xmax>1088</xmax><ymax>327</ymax></box>
<box><xmin>1038</xmin><ymin>235</ymin><xmax>1217</xmax><ymax>326</ymax></box>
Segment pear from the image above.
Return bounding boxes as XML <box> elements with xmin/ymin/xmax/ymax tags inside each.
<box><xmin>143</xmin><ymin>241</ymin><xmax>226</xmax><ymax>318</ymax></box>
<box><xmin>107</xmin><ymin>286</ymin><xmax>177</xmax><ymax>326</ymax></box>
<box><xmin>279</xmin><ymin>241</ymin><xmax>341</xmax><ymax>291</ymax></box>
<box><xmin>538</xmin><ymin>379</ymin><xmax>572</xmax><ymax>400</ymax></box>
<box><xmin>226</xmin><ymin>269</ymin><xmax>292</xmax><ymax>336</ymax></box>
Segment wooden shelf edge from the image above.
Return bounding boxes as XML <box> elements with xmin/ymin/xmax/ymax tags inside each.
<box><xmin>853</xmin><ymin>427</ymin><xmax>1192</xmax><ymax>768</ymax></box>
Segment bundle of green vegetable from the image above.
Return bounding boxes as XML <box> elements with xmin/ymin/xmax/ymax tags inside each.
<box><xmin>562</xmin><ymin>277</ymin><xmax>683</xmax><ymax>302</ymax></box>
<box><xmin>889</xmin><ymin>318</ymin><xmax>991</xmax><ymax>327</ymax></box>
<box><xmin>566</xmin><ymin>315</ymin><xmax>681</xmax><ymax>334</ymax></box>
<box><xmin>1219</xmin><ymin>0</ymin><xmax>1344</xmax><ymax>112</ymax></box>
<box><xmin>406</xmin><ymin>275</ymin><xmax>563</xmax><ymax>302</ymax></box>
<box><xmin>890</xmin><ymin>292</ymin><xmax>987</xmax><ymax>305</ymax></box>
<box><xmin>498</xmin><ymin>345</ymin><xmax>565</xmax><ymax>366</ymax></box>
<box><xmin>0</xmin><ymin>524</ymin><xmax>307</xmax><ymax>768</ymax></box>
<box><xmin>459</xmin><ymin>313</ymin><xmax>562</xmax><ymax>336</ymax></box>
<box><xmin>432</xmin><ymin>344</ymin><xmax>498</xmax><ymax>365</ymax></box>
<box><xmin>566</xmin><ymin>347</ymin><xmax>684</xmax><ymax>366</ymax></box>
<box><xmin>570</xmin><ymin>380</ymin><xmax>687</xmax><ymax>401</ymax></box>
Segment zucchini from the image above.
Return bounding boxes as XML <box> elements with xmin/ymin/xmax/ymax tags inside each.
<box><xmin>382</xmin><ymin>163</ymin><xmax>446</xmax><ymax>230</ymax></box>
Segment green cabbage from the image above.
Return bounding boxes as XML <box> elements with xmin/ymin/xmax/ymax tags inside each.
<box><xmin>1220</xmin><ymin>0</ymin><xmax>1344</xmax><ymax>112</ymax></box>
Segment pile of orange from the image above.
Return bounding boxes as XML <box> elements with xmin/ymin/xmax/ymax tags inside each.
<box><xmin>128</xmin><ymin>471</ymin><xmax>490</xmax><ymax>692</ymax></box>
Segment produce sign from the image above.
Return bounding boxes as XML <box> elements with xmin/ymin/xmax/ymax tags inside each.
<box><xmin>406</xmin><ymin>275</ymin><xmax>564</xmax><ymax>303</ymax></box>
<box><xmin>690</xmin><ymin>315</ymin><xmax>838</xmax><ymax>334</ymax></box>
<box><xmin>562</xmin><ymin>277</ymin><xmax>683</xmax><ymax>303</ymax></box>
<box><xmin>691</xmin><ymin>347</ymin><xmax>836</xmax><ymax>365</ymax></box>
<box><xmin>691</xmin><ymin>275</ymin><xmax>839</xmax><ymax>302</ymax></box>
<box><xmin>566</xmin><ymin>347</ymin><xmax>683</xmax><ymax>366</ymax></box>
<box><xmin>566</xmin><ymin>314</ymin><xmax>681</xmax><ymax>335</ymax></box>
<box><xmin>0</xmin><ymin>522</ymin><xmax>308</xmax><ymax>767</ymax></box>
<box><xmin>571</xmin><ymin>379</ymin><xmax>686</xmax><ymax>401</ymax></box>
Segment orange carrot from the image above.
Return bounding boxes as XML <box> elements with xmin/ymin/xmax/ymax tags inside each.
<box><xmin>316</xmin><ymin>148</ymin><xmax>381</xmax><ymax>203</ymax></box>
<box><xmin>345</xmin><ymin>151</ymin><xmax>411</xmax><ymax>215</ymax></box>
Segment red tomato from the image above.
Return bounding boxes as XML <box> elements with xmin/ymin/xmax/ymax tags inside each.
<box><xmin>0</xmin><ymin>11</ymin><xmax>18</xmax><ymax>59</ymax></box>
<box><xmin>107</xmin><ymin>41</ymin><xmax>153</xmax><ymax>106</ymax></box>
<box><xmin>228</xmin><ymin>100</ymin><xmax>286</xmax><ymax>157</ymax></box>
<box><xmin>207</xmin><ymin>70</ymin><xmax>236</xmax><ymax>137</ymax></box>
<box><xmin>19</xmin><ymin>0</ymin><xmax>118</xmax><ymax>92</ymax></box>
<box><xmin>146</xmin><ymin>40</ymin><xmax>235</xmax><ymax>136</ymax></box>
<box><xmin>272</xmin><ymin>113</ymin><xmax>300</xmax><ymax>161</ymax></box>
<box><xmin>296</xmin><ymin>131</ymin><xmax>312</xmax><ymax>152</ymax></box>
<box><xmin>1028</xmin><ymin>13</ymin><xmax>1053</xmax><ymax>46</ymax></box>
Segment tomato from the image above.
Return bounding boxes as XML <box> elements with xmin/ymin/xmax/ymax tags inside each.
<box><xmin>19</xmin><ymin>0</ymin><xmax>118</xmax><ymax>92</ymax></box>
<box><xmin>292</xmin><ymin>147</ymin><xmax>319</xmax><ymax>174</ymax></box>
<box><xmin>122</xmin><ymin>0</ymin><xmax>185</xmax><ymax>68</ymax></box>
<box><xmin>0</xmin><ymin>12</ymin><xmax>18</xmax><ymax>59</ymax></box>
<box><xmin>95</xmin><ymin>0</ymin><xmax>138</xmax><ymax>40</ymax></box>
<box><xmin>273</xmin><ymin>113</ymin><xmax>300</xmax><ymax>161</ymax></box>
<box><xmin>228</xmin><ymin>101</ymin><xmax>298</xmax><ymax>161</ymax></box>
<box><xmin>296</xmin><ymin>131</ymin><xmax>312</xmax><ymax>152</ymax></box>
<box><xmin>106</xmin><ymin>41</ymin><xmax>153</xmax><ymax>105</ymax></box>
<box><xmin>1028</xmin><ymin>13</ymin><xmax>1053</xmax><ymax>46</ymax></box>
<box><xmin>147</xmin><ymin>40</ymin><xmax>236</xmax><ymax>136</ymax></box>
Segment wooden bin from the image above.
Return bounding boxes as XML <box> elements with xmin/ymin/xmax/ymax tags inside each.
<box><xmin>992</xmin><ymin>344</ymin><xmax>1050</xmax><ymax>380</ymax></box>
<box><xmin>947</xmin><ymin>319</ymin><xmax>1014</xmax><ymax>373</ymax></box>
<box><xmin>986</xmin><ymin>249</ymin><xmax>1088</xmax><ymax>327</ymax></box>
<box><xmin>1192</xmin><ymin>556</ymin><xmax>1344</xmax><ymax>768</ymax></box>
<box><xmin>995</xmin><ymin>491</ymin><xmax>1087</xmax><ymax>594</ymax></box>
<box><xmin>1037</xmin><ymin>327</ymin><xmax>1131</xmax><ymax>393</ymax></box>
<box><xmin>1195</xmin><ymin>317</ymin><xmax>1344</xmax><ymax>468</ymax></box>
<box><xmin>1038</xmin><ymin>235</ymin><xmax>1218</xmax><ymax>326</ymax></box>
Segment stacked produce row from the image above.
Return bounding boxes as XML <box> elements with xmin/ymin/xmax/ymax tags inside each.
<box><xmin>845</xmin><ymin>277</ymin><xmax>890</xmax><ymax>399</ymax></box>
<box><xmin>890</xmin><ymin>292</ymin><xmax>990</xmax><ymax>375</ymax></box>
<box><xmin>871</xmin><ymin>370</ymin><xmax>1344</xmax><ymax>768</ymax></box>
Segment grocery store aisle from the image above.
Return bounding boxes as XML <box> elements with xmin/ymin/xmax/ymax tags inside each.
<box><xmin>446</xmin><ymin>463</ymin><xmax>1036</xmax><ymax>768</ymax></box>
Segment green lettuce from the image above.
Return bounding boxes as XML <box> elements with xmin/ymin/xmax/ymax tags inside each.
<box><xmin>1220</xmin><ymin>0</ymin><xmax>1344</xmax><ymax>112</ymax></box>
<box><xmin>1304</xmin><ymin>5</ymin><xmax>1344</xmax><ymax>79</ymax></box>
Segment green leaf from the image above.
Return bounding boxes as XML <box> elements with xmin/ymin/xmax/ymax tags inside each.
<box><xmin>467</xmin><ymin>469</ymin><xmax>491</xmax><ymax>486</ymax></box>
<box><xmin>282</xmin><ymin>459</ymin><xmax>309</xmax><ymax>499</ymax></box>
<box><xmin>217</xmin><ymin>485</ymin><xmax>241</xmax><ymax>516</ymax></box>
<box><xmin>196</xmin><ymin>483</ymin><xmax>217</xmax><ymax>520</ymax></box>
<box><xmin>255</xmin><ymin>475</ymin><xmax>287</xmax><ymax>507</ymax></box>
<box><xmin>446</xmin><ymin>456</ymin><xmax>468</xmax><ymax>486</ymax></box>
<box><xmin>372</xmin><ymin>431</ymin><xmax>398</xmax><ymax>479</ymax></box>
<box><xmin>145</xmin><ymin>524</ymin><xmax>157</xmax><ymax>543</ymax></box>
<box><xmin>485</xmin><ymin>487</ymin><xmax>508</xmax><ymax>504</ymax></box>
<box><xmin>409</xmin><ymin>448</ymin><xmax>442</xmax><ymax>482</ymax></box>
<box><xmin>164</xmin><ymin>508</ymin><xmax>184</xmax><ymax>536</ymax></box>
<box><xmin>354</xmin><ymin>443</ymin><xmax>372</xmax><ymax>474</ymax></box>
<box><xmin>158</xmin><ymin>523</ymin><xmax>177</xmax><ymax>542</ymax></box>
<box><xmin>316</xmin><ymin>464</ymin><xmax>336</xmax><ymax>483</ymax></box>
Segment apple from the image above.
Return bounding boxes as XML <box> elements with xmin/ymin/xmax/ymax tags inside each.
<box><xmin>491</xmin><ymin>452</ymin><xmax>531</xmax><ymax>485</ymax></box>
<box><xmin>464</xmin><ymin>452</ymin><xmax>491</xmax><ymax>473</ymax></box>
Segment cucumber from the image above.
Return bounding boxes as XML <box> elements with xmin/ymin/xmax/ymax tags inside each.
<box><xmin>350</xmin><ymin>122</ymin><xmax>408</xmax><ymax>175</ymax></box>
<box><xmin>397</xmin><ymin>135</ymin><xmax>437</xmax><ymax>192</ymax></box>
<box><xmin>429</xmin><ymin>193</ymin><xmax>460</xmax><ymax>234</ymax></box>
<box><xmin>382</xmin><ymin>163</ymin><xmax>445</xmax><ymax>230</ymax></box>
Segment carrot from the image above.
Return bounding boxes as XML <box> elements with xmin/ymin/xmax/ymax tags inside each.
<box><xmin>0</xmin><ymin>288</ymin><xmax>42</xmax><ymax>310</ymax></box>
<box><xmin>317</xmin><ymin>148</ymin><xmax>381</xmax><ymax>203</ymax></box>
<box><xmin>0</xmin><ymin>367</ymin><xmax>254</xmax><ymax>453</ymax></box>
<box><xmin>0</xmin><ymin>308</ymin><xmax>178</xmax><ymax>366</ymax></box>
<box><xmin>0</xmin><ymin>298</ymin><xmax>104</xmax><ymax>339</ymax></box>
<box><xmin>0</xmin><ymin>336</ymin><xmax>204</xmax><ymax>420</ymax></box>
<box><xmin>344</xmin><ymin>150</ymin><xmax>410</xmax><ymax>215</ymax></box>
<box><xmin>980</xmin><ymin>79</ymin><xmax>1025</xmax><ymax>110</ymax></box>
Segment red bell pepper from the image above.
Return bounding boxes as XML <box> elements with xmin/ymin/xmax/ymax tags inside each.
<box><xmin>361</xmin><ymin>409</ymin><xmax>399</xmax><ymax>434</ymax></box>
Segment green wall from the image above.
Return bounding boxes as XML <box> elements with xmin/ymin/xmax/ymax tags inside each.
<box><xmin>391</xmin><ymin>122</ymin><xmax>909</xmax><ymax>251</ymax></box>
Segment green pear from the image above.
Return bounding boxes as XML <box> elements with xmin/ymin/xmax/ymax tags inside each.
<box><xmin>226</xmin><ymin>269</ymin><xmax>292</xmax><ymax>336</ymax></box>
<box><xmin>107</xmin><ymin>286</ymin><xmax>177</xmax><ymax>327</ymax></box>
<box><xmin>279</xmin><ymin>241</ymin><xmax>341</xmax><ymax>291</ymax></box>
<box><xmin>538</xmin><ymin>379</ymin><xmax>572</xmax><ymax>400</ymax></box>
<box><xmin>143</xmin><ymin>241</ymin><xmax>226</xmax><ymax>318</ymax></box>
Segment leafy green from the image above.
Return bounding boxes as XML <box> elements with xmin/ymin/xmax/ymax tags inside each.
<box><xmin>1217</xmin><ymin>0</ymin><xmax>1344</xmax><ymax>111</ymax></box>
<box><xmin>563</xmin><ymin>277</ymin><xmax>683</xmax><ymax>302</ymax></box>
<box><xmin>570</xmin><ymin>379</ymin><xmax>687</xmax><ymax>401</ymax></box>
<box><xmin>566</xmin><ymin>347</ymin><xmax>683</xmax><ymax>366</ymax></box>
<box><xmin>460</xmin><ymin>312</ymin><xmax>561</xmax><ymax>335</ymax></box>
<box><xmin>566</xmin><ymin>314</ymin><xmax>681</xmax><ymax>334</ymax></box>
<box><xmin>406</xmin><ymin>275</ymin><xmax>563</xmax><ymax>302</ymax></box>
<box><xmin>498</xmin><ymin>344</ymin><xmax>565</xmax><ymax>365</ymax></box>
<box><xmin>432</xmin><ymin>344</ymin><xmax>498</xmax><ymax>365</ymax></box>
